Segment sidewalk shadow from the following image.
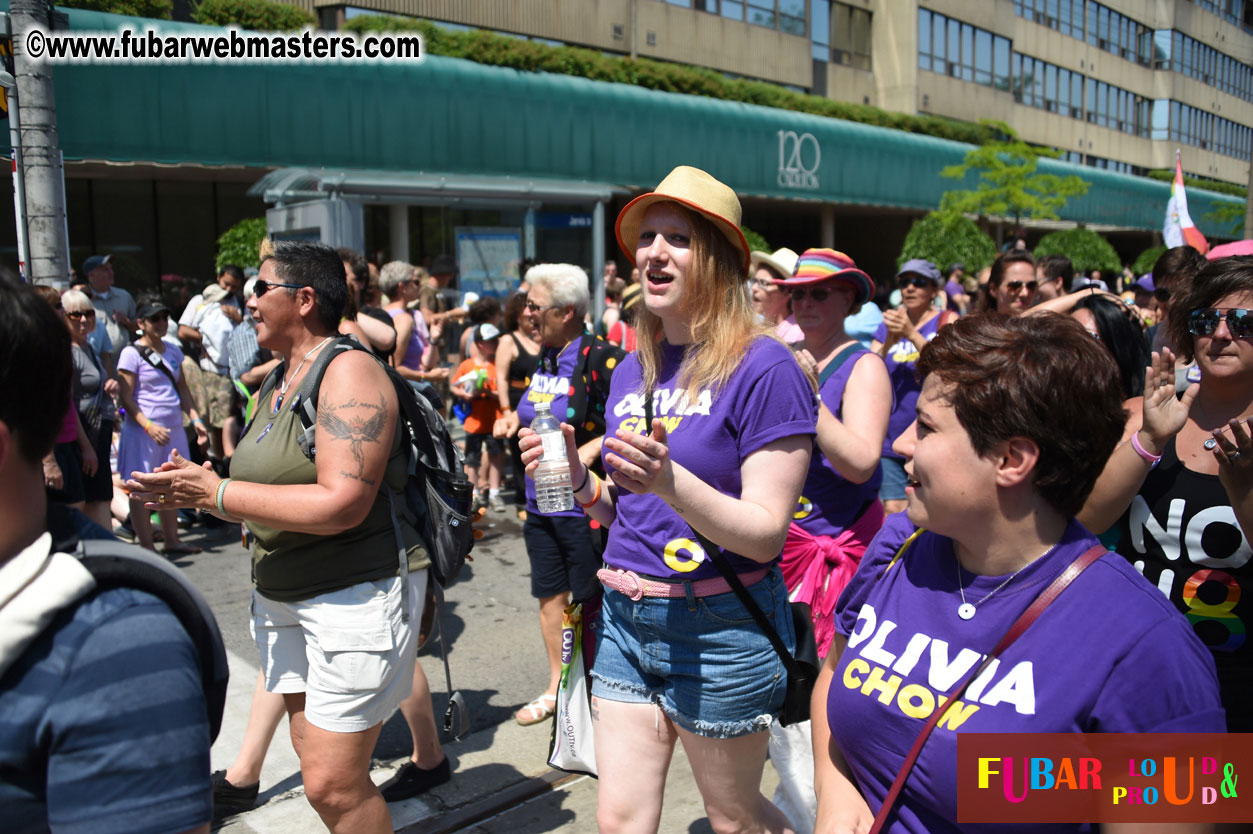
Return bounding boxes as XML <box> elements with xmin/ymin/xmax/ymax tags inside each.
<box><xmin>373</xmin><ymin>688</ymin><xmax>515</xmax><ymax>761</ymax></box>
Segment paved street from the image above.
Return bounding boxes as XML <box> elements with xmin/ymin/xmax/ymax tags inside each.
<box><xmin>171</xmin><ymin>497</ymin><xmax>781</xmax><ymax>833</ymax></box>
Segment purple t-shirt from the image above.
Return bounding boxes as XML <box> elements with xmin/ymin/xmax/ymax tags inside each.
<box><xmin>795</xmin><ymin>349</ymin><xmax>885</xmax><ymax>536</ymax></box>
<box><xmin>874</xmin><ymin>314</ymin><xmax>941</xmax><ymax>459</ymax></box>
<box><xmin>118</xmin><ymin>342</ymin><xmax>185</xmax><ymax>425</ymax></box>
<box><xmin>601</xmin><ymin>337</ymin><xmax>817</xmax><ymax>581</ymax></box>
<box><xmin>945</xmin><ymin>280</ymin><xmax>964</xmax><ymax>311</ymax></box>
<box><xmin>829</xmin><ymin>513</ymin><xmax>1225</xmax><ymax>834</ymax></box>
<box><xmin>517</xmin><ymin>341</ymin><xmax>584</xmax><ymax>517</ymax></box>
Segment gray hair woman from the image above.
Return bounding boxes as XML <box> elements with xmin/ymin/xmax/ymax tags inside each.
<box><xmin>61</xmin><ymin>289</ymin><xmax>118</xmax><ymax>529</ymax></box>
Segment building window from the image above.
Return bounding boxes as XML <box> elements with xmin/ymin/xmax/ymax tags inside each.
<box><xmin>831</xmin><ymin>2</ymin><xmax>871</xmax><ymax>70</ymax></box>
<box><xmin>918</xmin><ymin>9</ymin><xmax>1004</xmax><ymax>89</ymax></box>
<box><xmin>814</xmin><ymin>0</ymin><xmax>831</xmax><ymax>62</ymax></box>
<box><xmin>1152</xmin><ymin>29</ymin><xmax>1253</xmax><ymax>104</ymax></box>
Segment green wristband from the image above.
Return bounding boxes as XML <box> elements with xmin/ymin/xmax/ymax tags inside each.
<box><xmin>216</xmin><ymin>478</ymin><xmax>232</xmax><ymax>516</ymax></box>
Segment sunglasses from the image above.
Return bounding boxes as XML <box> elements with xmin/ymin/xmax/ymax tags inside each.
<box><xmin>1154</xmin><ymin>288</ymin><xmax>1172</xmax><ymax>303</ymax></box>
<box><xmin>1004</xmin><ymin>280</ymin><xmax>1039</xmax><ymax>293</ymax></box>
<box><xmin>1188</xmin><ymin>308</ymin><xmax>1253</xmax><ymax>339</ymax></box>
<box><xmin>524</xmin><ymin>300</ymin><xmax>564</xmax><ymax>314</ymax></box>
<box><xmin>899</xmin><ymin>276</ymin><xmax>934</xmax><ymax>289</ymax></box>
<box><xmin>254</xmin><ymin>279</ymin><xmax>307</xmax><ymax>297</ymax></box>
<box><xmin>66</xmin><ymin>310</ymin><xmax>96</xmax><ymax>320</ymax></box>
<box><xmin>788</xmin><ymin>286</ymin><xmax>840</xmax><ymax>302</ymax></box>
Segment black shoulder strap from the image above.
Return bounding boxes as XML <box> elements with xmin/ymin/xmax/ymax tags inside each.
<box><xmin>136</xmin><ymin>343</ymin><xmax>180</xmax><ymax>391</ymax></box>
<box><xmin>817</xmin><ymin>343</ymin><xmax>864</xmax><ymax>388</ymax></box>
<box><xmin>75</xmin><ymin>539</ymin><xmax>229</xmax><ymax>744</ymax></box>
<box><xmin>236</xmin><ymin>357</ymin><xmax>287</xmax><ymax>443</ymax></box>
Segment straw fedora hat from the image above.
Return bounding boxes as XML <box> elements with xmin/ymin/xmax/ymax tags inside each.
<box><xmin>615</xmin><ymin>166</ymin><xmax>750</xmax><ymax>272</ymax></box>
<box><xmin>774</xmin><ymin>248</ymin><xmax>875</xmax><ymax>307</ymax></box>
<box><xmin>750</xmin><ymin>247</ymin><xmax>800</xmax><ymax>282</ymax></box>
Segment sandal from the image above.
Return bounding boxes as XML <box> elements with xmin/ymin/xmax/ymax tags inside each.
<box><xmin>163</xmin><ymin>542</ymin><xmax>203</xmax><ymax>556</ymax></box>
<box><xmin>515</xmin><ymin>693</ymin><xmax>557</xmax><ymax>726</ymax></box>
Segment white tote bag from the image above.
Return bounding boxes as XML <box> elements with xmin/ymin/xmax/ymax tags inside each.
<box><xmin>547</xmin><ymin>602</ymin><xmax>597</xmax><ymax>777</ymax></box>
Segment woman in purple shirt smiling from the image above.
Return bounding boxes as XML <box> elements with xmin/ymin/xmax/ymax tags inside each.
<box><xmin>813</xmin><ymin>314</ymin><xmax>1223</xmax><ymax>834</ymax></box>
<box><xmin>522</xmin><ymin>167</ymin><xmax>817</xmax><ymax>833</ymax></box>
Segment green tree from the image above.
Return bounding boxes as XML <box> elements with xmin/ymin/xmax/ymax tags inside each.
<box><xmin>938</xmin><ymin>121</ymin><xmax>1090</xmax><ymax>234</ymax></box>
<box><xmin>741</xmin><ymin>226</ymin><xmax>770</xmax><ymax>256</ymax></box>
<box><xmin>58</xmin><ymin>0</ymin><xmax>172</xmax><ymax>18</ymax></box>
<box><xmin>215</xmin><ymin>218</ymin><xmax>267</xmax><ymax>271</ymax></box>
<box><xmin>1203</xmin><ymin>201</ymin><xmax>1247</xmax><ymax>238</ymax></box>
<box><xmin>898</xmin><ymin>212</ymin><xmax>996</xmax><ymax>274</ymax></box>
<box><xmin>1132</xmin><ymin>245</ymin><xmax>1166</xmax><ymax>276</ymax></box>
<box><xmin>192</xmin><ymin>0</ymin><xmax>315</xmax><ymax>30</ymax></box>
<box><xmin>1033</xmin><ymin>228</ymin><xmax>1121</xmax><ymax>276</ymax></box>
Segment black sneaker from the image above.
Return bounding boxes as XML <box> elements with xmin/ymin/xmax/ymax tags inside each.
<box><xmin>378</xmin><ymin>757</ymin><xmax>452</xmax><ymax>802</ymax></box>
<box><xmin>211</xmin><ymin>770</ymin><xmax>259</xmax><ymax>818</ymax></box>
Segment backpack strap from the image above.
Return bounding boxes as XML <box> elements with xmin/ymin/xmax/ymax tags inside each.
<box><xmin>817</xmin><ymin>342</ymin><xmax>864</xmax><ymax>388</ymax></box>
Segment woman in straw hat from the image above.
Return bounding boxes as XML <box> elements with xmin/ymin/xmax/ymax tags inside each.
<box><xmin>751</xmin><ymin>247</ymin><xmax>804</xmax><ymax>343</ymax></box>
<box><xmin>521</xmin><ymin>166</ymin><xmax>817</xmax><ymax>832</ymax></box>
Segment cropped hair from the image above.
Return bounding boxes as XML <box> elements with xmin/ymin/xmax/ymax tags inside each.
<box><xmin>61</xmin><ymin>288</ymin><xmax>94</xmax><ymax>313</ymax></box>
<box><xmin>468</xmin><ymin>296</ymin><xmax>502</xmax><ymax>325</ymax></box>
<box><xmin>378</xmin><ymin>260</ymin><xmax>414</xmax><ymax>296</ymax></box>
<box><xmin>1152</xmin><ymin>246</ymin><xmax>1208</xmax><ymax>291</ymax></box>
<box><xmin>525</xmin><ymin>263</ymin><xmax>590</xmax><ymax>320</ymax></box>
<box><xmin>262</xmin><ymin>240</ymin><xmax>348</xmax><ymax>333</ymax></box>
<box><xmin>916</xmin><ymin>313</ymin><xmax>1125</xmax><ymax>517</ymax></box>
<box><xmin>1</xmin><ymin>274</ymin><xmax>73</xmax><ymax>464</ymax></box>
<box><xmin>632</xmin><ymin>203</ymin><xmax>769</xmax><ymax>394</ymax></box>
<box><xmin>1169</xmin><ymin>255</ymin><xmax>1253</xmax><ymax>362</ymax></box>
<box><xmin>1038</xmin><ymin>254</ymin><xmax>1075</xmax><ymax>289</ymax></box>
<box><xmin>1074</xmin><ymin>295</ymin><xmax>1149</xmax><ymax>398</ymax></box>
<box><xmin>219</xmin><ymin>264</ymin><xmax>246</xmax><ymax>284</ymax></box>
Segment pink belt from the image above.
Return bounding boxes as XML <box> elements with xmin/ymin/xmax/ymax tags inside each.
<box><xmin>597</xmin><ymin>567</ymin><xmax>769</xmax><ymax>601</ymax></box>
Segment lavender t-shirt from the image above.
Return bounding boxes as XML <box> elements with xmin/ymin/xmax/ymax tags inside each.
<box><xmin>117</xmin><ymin>342</ymin><xmax>185</xmax><ymax>425</ymax></box>
<box><xmin>517</xmin><ymin>341</ymin><xmax>584</xmax><ymax>517</ymax></box>
<box><xmin>829</xmin><ymin>513</ymin><xmax>1225</xmax><ymax>834</ymax></box>
<box><xmin>875</xmin><ymin>315</ymin><xmax>941</xmax><ymax>459</ymax></box>
<box><xmin>601</xmin><ymin>337</ymin><xmax>817</xmax><ymax>581</ymax></box>
<box><xmin>795</xmin><ymin>349</ymin><xmax>886</xmax><ymax>537</ymax></box>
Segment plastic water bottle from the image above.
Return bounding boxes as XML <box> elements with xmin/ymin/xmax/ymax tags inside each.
<box><xmin>531</xmin><ymin>401</ymin><xmax>574</xmax><ymax>513</ymax></box>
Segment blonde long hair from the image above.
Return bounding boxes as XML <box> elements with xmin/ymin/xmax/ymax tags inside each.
<box><xmin>633</xmin><ymin>204</ymin><xmax>773</xmax><ymax>395</ymax></box>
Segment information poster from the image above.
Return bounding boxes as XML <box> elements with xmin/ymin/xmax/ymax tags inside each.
<box><xmin>455</xmin><ymin>227</ymin><xmax>522</xmax><ymax>299</ymax></box>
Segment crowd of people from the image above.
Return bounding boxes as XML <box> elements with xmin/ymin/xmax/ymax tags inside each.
<box><xmin>5</xmin><ymin>162</ymin><xmax>1251</xmax><ymax>834</ymax></box>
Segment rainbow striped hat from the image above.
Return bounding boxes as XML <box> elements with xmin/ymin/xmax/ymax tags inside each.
<box><xmin>776</xmin><ymin>248</ymin><xmax>874</xmax><ymax>306</ymax></box>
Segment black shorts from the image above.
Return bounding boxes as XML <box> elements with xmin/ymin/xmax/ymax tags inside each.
<box><xmin>523</xmin><ymin>514</ymin><xmax>602</xmax><ymax>601</ymax></box>
<box><xmin>464</xmin><ymin>432</ymin><xmax>504</xmax><ymax>469</ymax></box>
<box><xmin>47</xmin><ymin>441</ymin><xmax>86</xmax><ymax>505</ymax></box>
<box><xmin>82</xmin><ymin>419</ymin><xmax>114</xmax><ymax>503</ymax></box>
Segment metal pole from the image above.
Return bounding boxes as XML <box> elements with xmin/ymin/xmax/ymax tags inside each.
<box><xmin>1244</xmin><ymin>153</ymin><xmax>1252</xmax><ymax>241</ymax></box>
<box><xmin>592</xmin><ymin>200</ymin><xmax>605</xmax><ymax>325</ymax></box>
<box><xmin>3</xmin><ymin>75</ymin><xmax>31</xmax><ymax>281</ymax></box>
<box><xmin>11</xmin><ymin>0</ymin><xmax>70</xmax><ymax>284</ymax></box>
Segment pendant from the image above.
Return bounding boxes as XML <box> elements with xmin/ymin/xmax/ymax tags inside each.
<box><xmin>958</xmin><ymin>603</ymin><xmax>976</xmax><ymax>620</ymax></box>
<box><xmin>273</xmin><ymin>393</ymin><xmax>284</xmax><ymax>414</ymax></box>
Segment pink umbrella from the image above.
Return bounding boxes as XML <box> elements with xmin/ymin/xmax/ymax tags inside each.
<box><xmin>1206</xmin><ymin>240</ymin><xmax>1253</xmax><ymax>260</ymax></box>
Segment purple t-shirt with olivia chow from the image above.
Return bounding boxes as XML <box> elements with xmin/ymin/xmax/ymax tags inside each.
<box><xmin>828</xmin><ymin>513</ymin><xmax>1224</xmax><ymax>834</ymax></box>
<box><xmin>602</xmin><ymin>337</ymin><xmax>817</xmax><ymax>581</ymax></box>
<box><xmin>517</xmin><ymin>341</ymin><xmax>583</xmax><ymax>517</ymax></box>
<box><xmin>794</xmin><ymin>349</ymin><xmax>886</xmax><ymax>537</ymax></box>
<box><xmin>874</xmin><ymin>314</ymin><xmax>941</xmax><ymax>459</ymax></box>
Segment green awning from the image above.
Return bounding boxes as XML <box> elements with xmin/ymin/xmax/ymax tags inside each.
<box><xmin>14</xmin><ymin>5</ymin><xmax>1243</xmax><ymax>231</ymax></box>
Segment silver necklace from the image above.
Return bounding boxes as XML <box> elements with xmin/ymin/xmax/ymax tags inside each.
<box><xmin>955</xmin><ymin>543</ymin><xmax>1056</xmax><ymax>620</ymax></box>
<box><xmin>274</xmin><ymin>336</ymin><xmax>333</xmax><ymax>413</ymax></box>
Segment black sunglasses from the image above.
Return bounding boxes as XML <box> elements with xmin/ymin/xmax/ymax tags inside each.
<box><xmin>899</xmin><ymin>276</ymin><xmax>934</xmax><ymax>289</ymax></box>
<box><xmin>255</xmin><ymin>279</ymin><xmax>308</xmax><ymax>297</ymax></box>
<box><xmin>788</xmin><ymin>286</ymin><xmax>837</xmax><ymax>302</ymax></box>
<box><xmin>1188</xmin><ymin>308</ymin><xmax>1253</xmax><ymax>339</ymax></box>
<box><xmin>66</xmin><ymin>310</ymin><xmax>96</xmax><ymax>320</ymax></box>
<box><xmin>1005</xmin><ymin>280</ymin><xmax>1039</xmax><ymax>293</ymax></box>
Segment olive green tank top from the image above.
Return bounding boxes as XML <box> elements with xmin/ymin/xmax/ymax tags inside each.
<box><xmin>230</xmin><ymin>377</ymin><xmax>430</xmax><ymax>602</ymax></box>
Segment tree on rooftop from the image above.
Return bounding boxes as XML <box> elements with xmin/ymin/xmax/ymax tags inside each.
<box><xmin>938</xmin><ymin>121</ymin><xmax>1090</xmax><ymax>240</ymax></box>
<box><xmin>192</xmin><ymin>0</ymin><xmax>314</xmax><ymax>30</ymax></box>
<box><xmin>58</xmin><ymin>0</ymin><xmax>172</xmax><ymax>18</ymax></box>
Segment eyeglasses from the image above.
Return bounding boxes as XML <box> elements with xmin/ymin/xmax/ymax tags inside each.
<box><xmin>899</xmin><ymin>276</ymin><xmax>934</xmax><ymax>289</ymax></box>
<box><xmin>751</xmin><ymin>278</ymin><xmax>778</xmax><ymax>291</ymax></box>
<box><xmin>1004</xmin><ymin>280</ymin><xmax>1039</xmax><ymax>293</ymax></box>
<box><xmin>66</xmin><ymin>310</ymin><xmax>96</xmax><ymax>320</ymax></box>
<box><xmin>1188</xmin><ymin>308</ymin><xmax>1253</xmax><ymax>339</ymax></box>
<box><xmin>1154</xmin><ymin>288</ymin><xmax>1172</xmax><ymax>303</ymax></box>
<box><xmin>524</xmin><ymin>300</ymin><xmax>564</xmax><ymax>314</ymax></box>
<box><xmin>787</xmin><ymin>286</ymin><xmax>837</xmax><ymax>303</ymax></box>
<box><xmin>254</xmin><ymin>279</ymin><xmax>307</xmax><ymax>297</ymax></box>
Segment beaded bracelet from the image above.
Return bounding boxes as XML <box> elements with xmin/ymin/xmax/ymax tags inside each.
<box><xmin>578</xmin><ymin>472</ymin><xmax>602</xmax><ymax>509</ymax></box>
<box><xmin>216</xmin><ymin>478</ymin><xmax>232</xmax><ymax>516</ymax></box>
<box><xmin>1131</xmin><ymin>431</ymin><xmax>1162</xmax><ymax>468</ymax></box>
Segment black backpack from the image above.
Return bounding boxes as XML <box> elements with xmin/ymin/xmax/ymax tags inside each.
<box><xmin>73</xmin><ymin>539</ymin><xmax>229</xmax><ymax>744</ymax></box>
<box><xmin>246</xmin><ymin>336</ymin><xmax>476</xmax><ymax>737</ymax></box>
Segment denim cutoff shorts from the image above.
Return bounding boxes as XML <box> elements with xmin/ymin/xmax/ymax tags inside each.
<box><xmin>878</xmin><ymin>456</ymin><xmax>908</xmax><ymax>501</ymax></box>
<box><xmin>590</xmin><ymin>565</ymin><xmax>793</xmax><ymax>738</ymax></box>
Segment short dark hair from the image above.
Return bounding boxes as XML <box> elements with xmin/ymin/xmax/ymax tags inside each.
<box><xmin>219</xmin><ymin>264</ymin><xmax>246</xmax><ymax>284</ymax></box>
<box><xmin>1038</xmin><ymin>254</ymin><xmax>1075</xmax><ymax>289</ymax></box>
<box><xmin>1075</xmin><ymin>294</ymin><xmax>1150</xmax><ymax>398</ymax></box>
<box><xmin>264</xmin><ymin>241</ymin><xmax>348</xmax><ymax>333</ymax></box>
<box><xmin>336</xmin><ymin>247</ymin><xmax>369</xmax><ymax>285</ymax></box>
<box><xmin>0</xmin><ymin>274</ymin><xmax>73</xmax><ymax>464</ymax></box>
<box><xmin>468</xmin><ymin>296</ymin><xmax>501</xmax><ymax>325</ymax></box>
<box><xmin>1152</xmin><ymin>246</ymin><xmax>1208</xmax><ymax>292</ymax></box>
<box><xmin>916</xmin><ymin>313</ymin><xmax>1125</xmax><ymax>517</ymax></box>
<box><xmin>1169</xmin><ymin>255</ymin><xmax>1253</xmax><ymax>362</ymax></box>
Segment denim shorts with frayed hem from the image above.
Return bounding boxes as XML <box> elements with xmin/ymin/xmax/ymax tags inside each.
<box><xmin>589</xmin><ymin>565</ymin><xmax>791</xmax><ymax>739</ymax></box>
<box><xmin>879</xmin><ymin>455</ymin><xmax>908</xmax><ymax>501</ymax></box>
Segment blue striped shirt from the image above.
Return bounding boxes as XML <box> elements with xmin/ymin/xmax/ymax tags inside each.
<box><xmin>0</xmin><ymin>586</ymin><xmax>212</xmax><ymax>834</ymax></box>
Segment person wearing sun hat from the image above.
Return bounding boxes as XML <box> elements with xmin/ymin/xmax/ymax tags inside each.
<box><xmin>519</xmin><ymin>165</ymin><xmax>818</xmax><ymax>832</ymax></box>
<box><xmin>750</xmin><ymin>246</ymin><xmax>804</xmax><ymax>343</ymax></box>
